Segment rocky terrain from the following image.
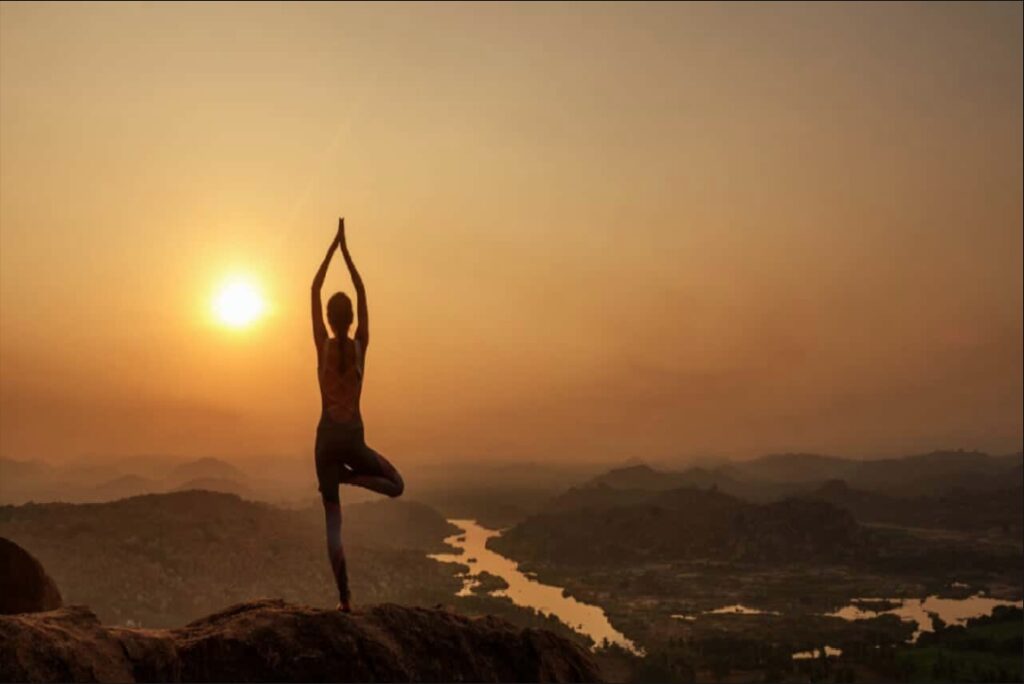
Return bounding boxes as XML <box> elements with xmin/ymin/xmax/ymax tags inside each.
<box><xmin>0</xmin><ymin>537</ymin><xmax>601</xmax><ymax>683</ymax></box>
<box><xmin>0</xmin><ymin>599</ymin><xmax>602</xmax><ymax>683</ymax></box>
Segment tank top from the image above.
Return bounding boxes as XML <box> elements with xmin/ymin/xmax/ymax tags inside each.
<box><xmin>318</xmin><ymin>337</ymin><xmax>364</xmax><ymax>425</ymax></box>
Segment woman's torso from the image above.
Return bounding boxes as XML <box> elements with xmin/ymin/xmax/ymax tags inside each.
<box><xmin>317</xmin><ymin>336</ymin><xmax>364</xmax><ymax>425</ymax></box>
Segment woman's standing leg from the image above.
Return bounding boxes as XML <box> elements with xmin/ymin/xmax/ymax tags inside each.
<box><xmin>315</xmin><ymin>427</ymin><xmax>352</xmax><ymax>611</ymax></box>
<box><xmin>321</xmin><ymin>496</ymin><xmax>351</xmax><ymax>610</ymax></box>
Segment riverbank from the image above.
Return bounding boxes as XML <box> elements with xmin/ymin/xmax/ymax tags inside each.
<box><xmin>428</xmin><ymin>519</ymin><xmax>642</xmax><ymax>655</ymax></box>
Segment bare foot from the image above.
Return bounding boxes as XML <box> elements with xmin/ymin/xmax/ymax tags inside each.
<box><xmin>337</xmin><ymin>600</ymin><xmax>353</xmax><ymax>613</ymax></box>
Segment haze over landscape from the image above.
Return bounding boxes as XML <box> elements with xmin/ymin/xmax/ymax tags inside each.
<box><xmin>1</xmin><ymin>3</ymin><xmax>1021</xmax><ymax>684</ymax></box>
<box><xmin>2</xmin><ymin>2</ymin><xmax>1021</xmax><ymax>467</ymax></box>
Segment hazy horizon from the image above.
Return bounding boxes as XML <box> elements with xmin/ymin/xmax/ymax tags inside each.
<box><xmin>2</xmin><ymin>2</ymin><xmax>1021</xmax><ymax>465</ymax></box>
<box><xmin>2</xmin><ymin>444</ymin><xmax>1021</xmax><ymax>471</ymax></box>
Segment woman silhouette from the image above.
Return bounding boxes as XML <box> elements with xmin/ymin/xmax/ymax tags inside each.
<box><xmin>311</xmin><ymin>217</ymin><xmax>404</xmax><ymax>612</ymax></box>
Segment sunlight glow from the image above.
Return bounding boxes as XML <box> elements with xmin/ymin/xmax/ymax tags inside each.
<box><xmin>212</xmin><ymin>278</ymin><xmax>265</xmax><ymax>328</ymax></box>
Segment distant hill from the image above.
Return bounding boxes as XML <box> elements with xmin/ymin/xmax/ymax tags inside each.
<box><xmin>0</xmin><ymin>458</ymin><xmax>49</xmax><ymax>480</ymax></box>
<box><xmin>90</xmin><ymin>475</ymin><xmax>160</xmax><ymax>502</ymax></box>
<box><xmin>844</xmin><ymin>450</ymin><xmax>1022</xmax><ymax>496</ymax></box>
<box><xmin>545</xmin><ymin>483</ymin><xmax>664</xmax><ymax>513</ymax></box>
<box><xmin>722</xmin><ymin>452</ymin><xmax>857</xmax><ymax>484</ymax></box>
<box><xmin>547</xmin><ymin>463</ymin><xmax>804</xmax><ymax>513</ymax></box>
<box><xmin>544</xmin><ymin>464</ymin><xmax>709</xmax><ymax>511</ymax></box>
<box><xmin>168</xmin><ymin>458</ymin><xmax>246</xmax><ymax>486</ymax></box>
<box><xmin>806</xmin><ymin>479</ymin><xmax>1022</xmax><ymax>536</ymax></box>
<box><xmin>714</xmin><ymin>450</ymin><xmax>1020</xmax><ymax>497</ymax></box>
<box><xmin>584</xmin><ymin>464</ymin><xmax>679</xmax><ymax>490</ymax></box>
<box><xmin>547</xmin><ymin>453</ymin><xmax>1022</xmax><ymax>539</ymax></box>
<box><xmin>0</xmin><ymin>459</ymin><xmax>80</xmax><ymax>505</ymax></box>
<box><xmin>582</xmin><ymin>463</ymin><xmax>762</xmax><ymax>492</ymax></box>
<box><xmin>495</xmin><ymin>486</ymin><xmax>865</xmax><ymax>567</ymax></box>
<box><xmin>0</xmin><ymin>491</ymin><xmax>458</xmax><ymax>627</ymax></box>
<box><xmin>1</xmin><ymin>457</ymin><xmax>255</xmax><ymax>506</ymax></box>
<box><xmin>171</xmin><ymin>477</ymin><xmax>251</xmax><ymax>498</ymax></box>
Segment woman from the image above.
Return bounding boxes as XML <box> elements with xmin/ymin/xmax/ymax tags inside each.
<box><xmin>311</xmin><ymin>217</ymin><xmax>404</xmax><ymax>612</ymax></box>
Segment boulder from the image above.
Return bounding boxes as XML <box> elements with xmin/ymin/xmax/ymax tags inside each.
<box><xmin>0</xmin><ymin>537</ymin><xmax>62</xmax><ymax>614</ymax></box>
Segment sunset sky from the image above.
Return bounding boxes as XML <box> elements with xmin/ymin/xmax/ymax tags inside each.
<box><xmin>1</xmin><ymin>2</ymin><xmax>1021</xmax><ymax>465</ymax></box>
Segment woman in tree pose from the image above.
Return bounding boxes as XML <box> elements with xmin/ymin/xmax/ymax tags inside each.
<box><xmin>311</xmin><ymin>217</ymin><xmax>404</xmax><ymax>612</ymax></box>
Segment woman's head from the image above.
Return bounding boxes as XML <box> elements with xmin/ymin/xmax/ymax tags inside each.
<box><xmin>326</xmin><ymin>292</ymin><xmax>353</xmax><ymax>335</ymax></box>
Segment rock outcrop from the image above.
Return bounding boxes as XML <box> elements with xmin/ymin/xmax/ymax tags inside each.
<box><xmin>0</xmin><ymin>599</ymin><xmax>602</xmax><ymax>683</ymax></box>
<box><xmin>0</xmin><ymin>537</ymin><xmax>62</xmax><ymax>614</ymax></box>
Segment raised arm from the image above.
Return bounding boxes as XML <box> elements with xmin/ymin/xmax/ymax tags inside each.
<box><xmin>311</xmin><ymin>227</ymin><xmax>340</xmax><ymax>358</ymax></box>
<box><xmin>338</xmin><ymin>218</ymin><xmax>369</xmax><ymax>348</ymax></box>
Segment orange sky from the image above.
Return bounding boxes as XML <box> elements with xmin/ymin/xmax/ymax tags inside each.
<box><xmin>1</xmin><ymin>2</ymin><xmax>1021</xmax><ymax>465</ymax></box>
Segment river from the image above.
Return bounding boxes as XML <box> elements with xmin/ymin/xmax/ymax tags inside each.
<box><xmin>428</xmin><ymin>518</ymin><xmax>643</xmax><ymax>655</ymax></box>
<box><xmin>428</xmin><ymin>519</ymin><xmax>1020</xmax><ymax>660</ymax></box>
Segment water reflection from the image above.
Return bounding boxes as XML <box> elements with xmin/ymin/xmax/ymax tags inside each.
<box><xmin>709</xmin><ymin>604</ymin><xmax>780</xmax><ymax>616</ymax></box>
<box><xmin>428</xmin><ymin>518</ymin><xmax>643</xmax><ymax>655</ymax></box>
<box><xmin>827</xmin><ymin>595</ymin><xmax>1024</xmax><ymax>641</ymax></box>
<box><xmin>792</xmin><ymin>645</ymin><xmax>842</xmax><ymax>660</ymax></box>
<box><xmin>672</xmin><ymin>595</ymin><xmax>1021</xmax><ymax>645</ymax></box>
<box><xmin>671</xmin><ymin>604</ymin><xmax>779</xmax><ymax>620</ymax></box>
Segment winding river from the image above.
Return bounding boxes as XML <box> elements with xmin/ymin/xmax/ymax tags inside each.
<box><xmin>428</xmin><ymin>519</ymin><xmax>1020</xmax><ymax>661</ymax></box>
<box><xmin>428</xmin><ymin>518</ymin><xmax>643</xmax><ymax>655</ymax></box>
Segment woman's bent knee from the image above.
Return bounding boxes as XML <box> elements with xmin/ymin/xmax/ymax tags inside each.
<box><xmin>389</xmin><ymin>473</ymin><xmax>405</xmax><ymax>498</ymax></box>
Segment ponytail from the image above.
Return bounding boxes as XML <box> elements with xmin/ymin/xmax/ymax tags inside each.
<box><xmin>325</xmin><ymin>292</ymin><xmax>355</xmax><ymax>377</ymax></box>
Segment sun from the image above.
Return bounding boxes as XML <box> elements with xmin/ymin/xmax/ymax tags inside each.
<box><xmin>212</xmin><ymin>278</ymin><xmax>265</xmax><ymax>328</ymax></box>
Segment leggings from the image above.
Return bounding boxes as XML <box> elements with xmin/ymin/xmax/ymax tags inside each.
<box><xmin>314</xmin><ymin>416</ymin><xmax>403</xmax><ymax>603</ymax></box>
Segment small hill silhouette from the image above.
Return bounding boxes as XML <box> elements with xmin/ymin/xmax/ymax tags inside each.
<box><xmin>90</xmin><ymin>475</ymin><xmax>159</xmax><ymax>501</ymax></box>
<box><xmin>168</xmin><ymin>458</ymin><xmax>246</xmax><ymax>485</ymax></box>
<box><xmin>170</xmin><ymin>477</ymin><xmax>251</xmax><ymax>498</ymax></box>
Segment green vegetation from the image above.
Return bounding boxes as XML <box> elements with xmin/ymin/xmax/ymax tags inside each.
<box><xmin>480</xmin><ymin>455</ymin><xmax>1022</xmax><ymax>682</ymax></box>
<box><xmin>883</xmin><ymin>607</ymin><xmax>1023</xmax><ymax>683</ymax></box>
